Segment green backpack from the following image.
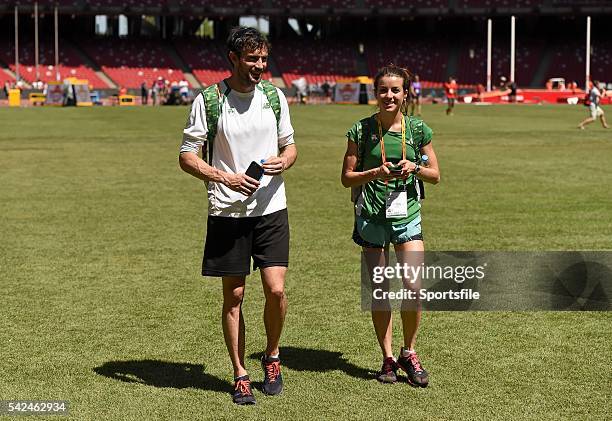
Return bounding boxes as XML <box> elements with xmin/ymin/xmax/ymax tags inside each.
<box><xmin>354</xmin><ymin>114</ymin><xmax>425</xmax><ymax>172</ymax></box>
<box><xmin>200</xmin><ymin>79</ymin><xmax>281</xmax><ymax>163</ymax></box>
<box><xmin>351</xmin><ymin>114</ymin><xmax>426</xmax><ymax>202</ymax></box>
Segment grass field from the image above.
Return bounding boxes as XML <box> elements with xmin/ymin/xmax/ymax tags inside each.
<box><xmin>0</xmin><ymin>104</ymin><xmax>610</xmax><ymax>420</ymax></box>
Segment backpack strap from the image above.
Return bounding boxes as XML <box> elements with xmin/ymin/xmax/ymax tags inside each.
<box><xmin>407</xmin><ymin>115</ymin><xmax>425</xmax><ymax>158</ymax></box>
<box><xmin>407</xmin><ymin>115</ymin><xmax>427</xmax><ymax>201</ymax></box>
<box><xmin>202</xmin><ymin>83</ymin><xmax>223</xmax><ymax>163</ymax></box>
<box><xmin>355</xmin><ymin>117</ymin><xmax>371</xmax><ymax>172</ymax></box>
<box><xmin>260</xmin><ymin>79</ymin><xmax>281</xmax><ymax>130</ymax></box>
<box><xmin>203</xmin><ymin>80</ymin><xmax>280</xmax><ymax>163</ymax></box>
<box><xmin>351</xmin><ymin>117</ymin><xmax>371</xmax><ymax>203</ymax></box>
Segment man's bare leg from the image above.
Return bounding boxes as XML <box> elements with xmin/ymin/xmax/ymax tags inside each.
<box><xmin>222</xmin><ymin>276</ymin><xmax>247</xmax><ymax>378</ymax></box>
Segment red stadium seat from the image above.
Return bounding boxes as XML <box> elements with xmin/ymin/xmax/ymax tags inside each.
<box><xmin>0</xmin><ymin>39</ymin><xmax>109</xmax><ymax>88</ymax></box>
<box><xmin>273</xmin><ymin>39</ymin><xmax>358</xmax><ymax>86</ymax></box>
<box><xmin>77</xmin><ymin>38</ymin><xmax>187</xmax><ymax>89</ymax></box>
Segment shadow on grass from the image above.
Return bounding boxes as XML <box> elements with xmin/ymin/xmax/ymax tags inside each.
<box><xmin>93</xmin><ymin>360</ymin><xmax>232</xmax><ymax>393</ymax></box>
<box><xmin>249</xmin><ymin>346</ymin><xmax>373</xmax><ymax>380</ymax></box>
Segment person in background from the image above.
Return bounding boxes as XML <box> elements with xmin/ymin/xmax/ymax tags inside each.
<box><xmin>151</xmin><ymin>79</ymin><xmax>158</xmax><ymax>105</ymax></box>
<box><xmin>444</xmin><ymin>76</ymin><xmax>458</xmax><ymax>115</ymax></box>
<box><xmin>409</xmin><ymin>74</ymin><xmax>422</xmax><ymax>116</ymax></box>
<box><xmin>321</xmin><ymin>80</ymin><xmax>331</xmax><ymax>103</ymax></box>
<box><xmin>579</xmin><ymin>80</ymin><xmax>609</xmax><ymax>130</ymax></box>
<box><xmin>509</xmin><ymin>80</ymin><xmax>517</xmax><ymax>103</ymax></box>
<box><xmin>141</xmin><ymin>81</ymin><xmax>148</xmax><ymax>105</ymax></box>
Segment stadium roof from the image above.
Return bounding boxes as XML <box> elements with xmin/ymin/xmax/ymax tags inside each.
<box><xmin>2</xmin><ymin>1</ymin><xmax>612</xmax><ymax>17</ymax></box>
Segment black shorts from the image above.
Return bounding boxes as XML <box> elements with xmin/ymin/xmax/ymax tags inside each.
<box><xmin>202</xmin><ymin>209</ymin><xmax>289</xmax><ymax>277</ymax></box>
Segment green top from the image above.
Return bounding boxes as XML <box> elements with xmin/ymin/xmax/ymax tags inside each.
<box><xmin>346</xmin><ymin>114</ymin><xmax>433</xmax><ymax>224</ymax></box>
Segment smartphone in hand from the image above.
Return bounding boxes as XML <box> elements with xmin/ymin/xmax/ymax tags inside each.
<box><xmin>245</xmin><ymin>161</ymin><xmax>265</xmax><ymax>180</ymax></box>
<box><xmin>389</xmin><ymin>164</ymin><xmax>403</xmax><ymax>174</ymax></box>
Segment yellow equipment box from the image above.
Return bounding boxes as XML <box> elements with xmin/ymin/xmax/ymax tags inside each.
<box><xmin>29</xmin><ymin>92</ymin><xmax>46</xmax><ymax>106</ymax></box>
<box><xmin>119</xmin><ymin>95</ymin><xmax>136</xmax><ymax>106</ymax></box>
<box><xmin>9</xmin><ymin>89</ymin><xmax>21</xmax><ymax>107</ymax></box>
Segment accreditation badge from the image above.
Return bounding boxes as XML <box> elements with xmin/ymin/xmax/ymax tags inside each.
<box><xmin>385</xmin><ymin>190</ymin><xmax>408</xmax><ymax>218</ymax></box>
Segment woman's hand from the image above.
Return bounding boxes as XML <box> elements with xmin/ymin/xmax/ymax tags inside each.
<box><xmin>396</xmin><ymin>159</ymin><xmax>417</xmax><ymax>179</ymax></box>
<box><xmin>376</xmin><ymin>162</ymin><xmax>399</xmax><ymax>181</ymax></box>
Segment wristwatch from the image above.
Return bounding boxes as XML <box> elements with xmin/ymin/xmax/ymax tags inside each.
<box><xmin>414</xmin><ymin>164</ymin><xmax>421</xmax><ymax>174</ymax></box>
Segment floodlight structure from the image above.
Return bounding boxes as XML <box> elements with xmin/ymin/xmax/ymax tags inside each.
<box><xmin>510</xmin><ymin>16</ymin><xmax>515</xmax><ymax>84</ymax></box>
<box><xmin>486</xmin><ymin>19</ymin><xmax>492</xmax><ymax>92</ymax></box>
<box><xmin>34</xmin><ymin>1</ymin><xmax>39</xmax><ymax>81</ymax></box>
<box><xmin>14</xmin><ymin>6</ymin><xmax>19</xmax><ymax>82</ymax></box>
<box><xmin>55</xmin><ymin>6</ymin><xmax>60</xmax><ymax>81</ymax></box>
<box><xmin>585</xmin><ymin>16</ymin><xmax>591</xmax><ymax>90</ymax></box>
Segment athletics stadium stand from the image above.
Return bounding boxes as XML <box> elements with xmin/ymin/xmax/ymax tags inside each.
<box><xmin>544</xmin><ymin>42</ymin><xmax>585</xmax><ymax>83</ymax></box>
<box><xmin>173</xmin><ymin>38</ymin><xmax>272</xmax><ymax>87</ymax></box>
<box><xmin>456</xmin><ymin>0</ymin><xmax>534</xmax><ymax>6</ymax></box>
<box><xmin>270</xmin><ymin>0</ymin><xmax>355</xmax><ymax>8</ymax></box>
<box><xmin>543</xmin><ymin>42</ymin><xmax>612</xmax><ymax>83</ymax></box>
<box><xmin>456</xmin><ymin>41</ymin><xmax>543</xmax><ymax>86</ymax></box>
<box><xmin>590</xmin><ymin>40</ymin><xmax>612</xmax><ymax>80</ymax></box>
<box><xmin>273</xmin><ymin>39</ymin><xmax>358</xmax><ymax>86</ymax></box>
<box><xmin>366</xmin><ymin>39</ymin><xmax>448</xmax><ymax>88</ymax></box>
<box><xmin>173</xmin><ymin>39</ymin><xmax>231</xmax><ymax>87</ymax></box>
<box><xmin>171</xmin><ymin>0</ymin><xmax>262</xmax><ymax>7</ymax></box>
<box><xmin>0</xmin><ymin>39</ymin><xmax>107</xmax><ymax>88</ymax></box>
<box><xmin>78</xmin><ymin>38</ymin><xmax>186</xmax><ymax>89</ymax></box>
<box><xmin>364</xmin><ymin>0</ymin><xmax>446</xmax><ymax>7</ymax></box>
<box><xmin>0</xmin><ymin>69</ymin><xmax>15</xmax><ymax>87</ymax></box>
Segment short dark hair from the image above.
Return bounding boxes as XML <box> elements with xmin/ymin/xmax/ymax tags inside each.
<box><xmin>226</xmin><ymin>26</ymin><xmax>270</xmax><ymax>61</ymax></box>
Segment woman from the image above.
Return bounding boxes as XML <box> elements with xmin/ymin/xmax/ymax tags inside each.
<box><xmin>409</xmin><ymin>74</ymin><xmax>422</xmax><ymax>116</ymax></box>
<box><xmin>341</xmin><ymin>65</ymin><xmax>440</xmax><ymax>386</ymax></box>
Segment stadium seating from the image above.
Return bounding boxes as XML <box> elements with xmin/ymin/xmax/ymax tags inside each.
<box><xmin>270</xmin><ymin>0</ymin><xmax>355</xmax><ymax>8</ymax></box>
<box><xmin>173</xmin><ymin>38</ymin><xmax>272</xmax><ymax>87</ymax></box>
<box><xmin>0</xmin><ymin>70</ymin><xmax>15</xmax><ymax>87</ymax></box>
<box><xmin>173</xmin><ymin>39</ymin><xmax>230</xmax><ymax>87</ymax></box>
<box><xmin>543</xmin><ymin>41</ymin><xmax>612</xmax><ymax>85</ymax></box>
<box><xmin>273</xmin><ymin>39</ymin><xmax>358</xmax><ymax>86</ymax></box>
<box><xmin>456</xmin><ymin>41</ymin><xmax>543</xmax><ymax>87</ymax></box>
<box><xmin>364</xmin><ymin>0</ymin><xmax>447</xmax><ymax>8</ymax></box>
<box><xmin>0</xmin><ymin>39</ymin><xmax>108</xmax><ymax>88</ymax></box>
<box><xmin>456</xmin><ymin>0</ymin><xmax>535</xmax><ymax>7</ymax></box>
<box><xmin>366</xmin><ymin>39</ymin><xmax>448</xmax><ymax>88</ymax></box>
<box><xmin>591</xmin><ymin>40</ymin><xmax>612</xmax><ymax>82</ymax></box>
<box><xmin>544</xmin><ymin>42</ymin><xmax>585</xmax><ymax>84</ymax></box>
<box><xmin>78</xmin><ymin>38</ymin><xmax>187</xmax><ymax>89</ymax></box>
<box><xmin>170</xmin><ymin>0</ymin><xmax>262</xmax><ymax>8</ymax></box>
<box><xmin>84</xmin><ymin>0</ymin><xmax>166</xmax><ymax>7</ymax></box>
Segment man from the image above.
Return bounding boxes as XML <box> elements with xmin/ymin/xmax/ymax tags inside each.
<box><xmin>509</xmin><ymin>80</ymin><xmax>517</xmax><ymax>103</ymax></box>
<box><xmin>140</xmin><ymin>81</ymin><xmax>148</xmax><ymax>105</ymax></box>
<box><xmin>444</xmin><ymin>76</ymin><xmax>458</xmax><ymax>115</ymax></box>
<box><xmin>179</xmin><ymin>27</ymin><xmax>297</xmax><ymax>405</ymax></box>
<box><xmin>579</xmin><ymin>80</ymin><xmax>609</xmax><ymax>130</ymax></box>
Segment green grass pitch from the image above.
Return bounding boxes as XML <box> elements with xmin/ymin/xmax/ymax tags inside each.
<box><xmin>0</xmin><ymin>104</ymin><xmax>610</xmax><ymax>420</ymax></box>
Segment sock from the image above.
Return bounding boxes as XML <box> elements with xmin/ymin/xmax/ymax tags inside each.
<box><xmin>234</xmin><ymin>374</ymin><xmax>249</xmax><ymax>381</ymax></box>
<box><xmin>266</xmin><ymin>353</ymin><xmax>280</xmax><ymax>360</ymax></box>
<box><xmin>401</xmin><ymin>347</ymin><xmax>415</xmax><ymax>357</ymax></box>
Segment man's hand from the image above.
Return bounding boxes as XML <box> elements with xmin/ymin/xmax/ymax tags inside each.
<box><xmin>262</xmin><ymin>156</ymin><xmax>288</xmax><ymax>175</ymax></box>
<box><xmin>224</xmin><ymin>173</ymin><xmax>260</xmax><ymax>196</ymax></box>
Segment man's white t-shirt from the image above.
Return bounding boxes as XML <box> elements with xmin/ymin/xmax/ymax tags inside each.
<box><xmin>180</xmin><ymin>81</ymin><xmax>295</xmax><ymax>218</ymax></box>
